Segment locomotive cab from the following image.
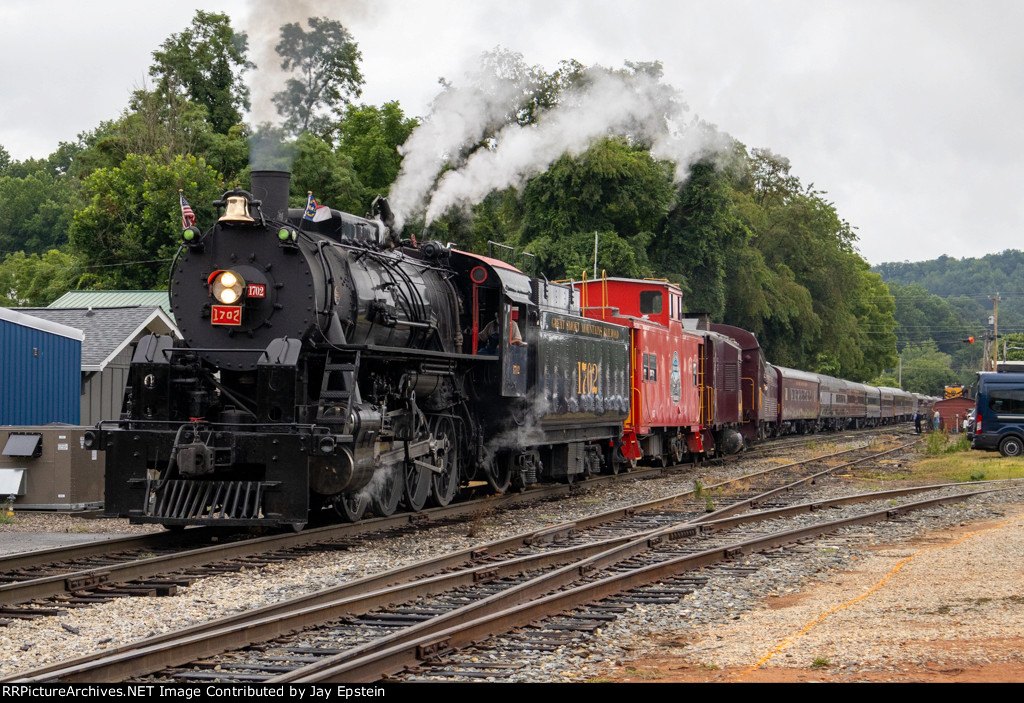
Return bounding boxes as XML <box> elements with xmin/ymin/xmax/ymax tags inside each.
<box><xmin>450</xmin><ymin>250</ymin><xmax>534</xmax><ymax>399</ymax></box>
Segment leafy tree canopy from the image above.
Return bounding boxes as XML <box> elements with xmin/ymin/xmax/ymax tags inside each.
<box><xmin>898</xmin><ymin>341</ymin><xmax>961</xmax><ymax>396</ymax></box>
<box><xmin>273</xmin><ymin>17</ymin><xmax>363</xmax><ymax>137</ymax></box>
<box><xmin>289</xmin><ymin>133</ymin><xmax>363</xmax><ymax>215</ymax></box>
<box><xmin>517</xmin><ymin>137</ymin><xmax>674</xmax><ymax>279</ymax></box>
<box><xmin>0</xmin><ymin>170</ymin><xmax>73</xmax><ymax>255</ymax></box>
<box><xmin>0</xmin><ymin>250</ymin><xmax>82</xmax><ymax>307</ymax></box>
<box><xmin>149</xmin><ymin>10</ymin><xmax>254</xmax><ymax>135</ymax></box>
<box><xmin>336</xmin><ymin>102</ymin><xmax>418</xmax><ymax>199</ymax></box>
<box><xmin>69</xmin><ymin>153</ymin><xmax>223</xmax><ymax>289</ymax></box>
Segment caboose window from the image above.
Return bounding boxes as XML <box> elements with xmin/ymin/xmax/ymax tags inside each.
<box><xmin>640</xmin><ymin>291</ymin><xmax>662</xmax><ymax>315</ymax></box>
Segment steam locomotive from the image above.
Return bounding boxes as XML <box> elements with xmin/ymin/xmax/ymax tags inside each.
<box><xmin>96</xmin><ymin>171</ymin><xmax>630</xmax><ymax>530</ymax></box>
<box><xmin>95</xmin><ymin>172</ymin><xmax>924</xmax><ymax>531</ymax></box>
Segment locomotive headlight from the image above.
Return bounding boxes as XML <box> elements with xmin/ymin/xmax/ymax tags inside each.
<box><xmin>211</xmin><ymin>270</ymin><xmax>245</xmax><ymax>304</ymax></box>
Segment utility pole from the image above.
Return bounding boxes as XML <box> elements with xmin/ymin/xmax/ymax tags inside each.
<box><xmin>989</xmin><ymin>293</ymin><xmax>1001</xmax><ymax>371</ymax></box>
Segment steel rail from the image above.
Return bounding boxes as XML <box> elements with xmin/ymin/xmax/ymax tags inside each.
<box><xmin>693</xmin><ymin>440</ymin><xmax>921</xmax><ymax>523</ymax></box>
<box><xmin>0</xmin><ymin>479</ymin><xmax>590</xmax><ymax>606</ymax></box>
<box><xmin>286</xmin><ymin>488</ymin><xmax>997</xmax><ymax>683</ymax></box>
<box><xmin>9</xmin><ymin>479</ymin><xmax>993</xmax><ymax>683</ymax></box>
<box><xmin>0</xmin><ymin>434</ymin><xmax>898</xmax><ymax>607</ymax></box>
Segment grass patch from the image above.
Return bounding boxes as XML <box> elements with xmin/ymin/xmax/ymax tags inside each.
<box><xmin>924</xmin><ymin>430</ymin><xmax>972</xmax><ymax>455</ymax></box>
<box><xmin>811</xmin><ymin>657</ymin><xmax>830</xmax><ymax>669</ymax></box>
<box><xmin>0</xmin><ymin>499</ymin><xmax>14</xmax><ymax>525</ymax></box>
<box><xmin>912</xmin><ymin>453</ymin><xmax>1024</xmax><ymax>484</ymax></box>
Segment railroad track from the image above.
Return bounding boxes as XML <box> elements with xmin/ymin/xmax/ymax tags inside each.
<box><xmin>8</xmin><ymin>436</ymin><xmax>991</xmax><ymax>683</ymax></box>
<box><xmin>0</xmin><ymin>428</ymin><xmax>906</xmax><ymax>617</ymax></box>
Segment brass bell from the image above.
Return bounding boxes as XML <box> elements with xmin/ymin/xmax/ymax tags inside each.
<box><xmin>218</xmin><ymin>195</ymin><xmax>255</xmax><ymax>223</ymax></box>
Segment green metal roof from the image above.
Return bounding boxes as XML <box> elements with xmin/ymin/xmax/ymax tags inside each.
<box><xmin>49</xmin><ymin>290</ymin><xmax>173</xmax><ymax>322</ymax></box>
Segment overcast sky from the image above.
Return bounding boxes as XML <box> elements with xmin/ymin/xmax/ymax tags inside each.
<box><xmin>1</xmin><ymin>0</ymin><xmax>1021</xmax><ymax>267</ymax></box>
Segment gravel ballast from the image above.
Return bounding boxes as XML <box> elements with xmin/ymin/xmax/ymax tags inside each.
<box><xmin>2</xmin><ymin>437</ymin><xmax>1020</xmax><ymax>682</ymax></box>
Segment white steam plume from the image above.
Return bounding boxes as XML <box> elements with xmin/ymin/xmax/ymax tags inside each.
<box><xmin>390</xmin><ymin>64</ymin><xmax>733</xmax><ymax>231</ymax></box>
<box><xmin>387</xmin><ymin>64</ymin><xmax>546</xmax><ymax>231</ymax></box>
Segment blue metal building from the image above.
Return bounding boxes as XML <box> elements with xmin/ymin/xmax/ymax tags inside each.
<box><xmin>0</xmin><ymin>307</ymin><xmax>84</xmax><ymax>425</ymax></box>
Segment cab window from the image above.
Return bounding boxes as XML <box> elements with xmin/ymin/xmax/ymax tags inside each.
<box><xmin>640</xmin><ymin>291</ymin><xmax>662</xmax><ymax>315</ymax></box>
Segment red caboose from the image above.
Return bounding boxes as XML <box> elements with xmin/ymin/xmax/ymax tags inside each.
<box><xmin>574</xmin><ymin>278</ymin><xmax>709</xmax><ymax>464</ymax></box>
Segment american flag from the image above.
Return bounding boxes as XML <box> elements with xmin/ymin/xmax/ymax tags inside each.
<box><xmin>180</xmin><ymin>191</ymin><xmax>196</xmax><ymax>229</ymax></box>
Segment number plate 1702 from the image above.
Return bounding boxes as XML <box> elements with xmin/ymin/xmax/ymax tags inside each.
<box><xmin>211</xmin><ymin>305</ymin><xmax>242</xmax><ymax>325</ymax></box>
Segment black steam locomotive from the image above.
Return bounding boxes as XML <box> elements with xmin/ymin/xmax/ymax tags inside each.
<box><xmin>96</xmin><ymin>172</ymin><xmax>630</xmax><ymax>530</ymax></box>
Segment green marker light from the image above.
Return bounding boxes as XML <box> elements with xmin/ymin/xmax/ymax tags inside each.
<box><xmin>279</xmin><ymin>228</ymin><xmax>290</xmax><ymax>241</ymax></box>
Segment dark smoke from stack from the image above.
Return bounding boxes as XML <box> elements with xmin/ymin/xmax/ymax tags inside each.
<box><xmin>240</xmin><ymin>0</ymin><xmax>378</xmax><ymax>170</ymax></box>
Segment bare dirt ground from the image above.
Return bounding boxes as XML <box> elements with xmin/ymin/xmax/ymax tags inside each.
<box><xmin>598</xmin><ymin>505</ymin><xmax>1024</xmax><ymax>683</ymax></box>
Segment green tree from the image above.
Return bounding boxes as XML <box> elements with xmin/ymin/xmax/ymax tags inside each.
<box><xmin>470</xmin><ymin>49</ymin><xmax>585</xmax><ymax>128</ymax></box>
<box><xmin>889</xmin><ymin>282</ymin><xmax>973</xmax><ymax>353</ymax></box>
<box><xmin>289</xmin><ymin>133</ymin><xmax>363</xmax><ymax>214</ymax></box>
<box><xmin>1001</xmin><ymin>333</ymin><xmax>1024</xmax><ymax>361</ymax></box>
<box><xmin>0</xmin><ymin>166</ymin><xmax>73</xmax><ymax>255</ymax></box>
<box><xmin>273</xmin><ymin>17</ymin><xmax>363</xmax><ymax>136</ymax></box>
<box><xmin>0</xmin><ymin>250</ymin><xmax>83</xmax><ymax>306</ymax></box>
<box><xmin>654</xmin><ymin>158</ymin><xmax>748</xmax><ymax>317</ymax></box>
<box><xmin>898</xmin><ymin>341</ymin><xmax>960</xmax><ymax>395</ymax></box>
<box><xmin>517</xmin><ymin>137</ymin><xmax>675</xmax><ymax>279</ymax></box>
<box><xmin>721</xmin><ymin>147</ymin><xmax>895</xmax><ymax>379</ymax></box>
<box><xmin>69</xmin><ymin>153</ymin><xmax>223</xmax><ymax>289</ymax></box>
<box><xmin>336</xmin><ymin>102</ymin><xmax>417</xmax><ymax>199</ymax></box>
<box><xmin>149</xmin><ymin>11</ymin><xmax>253</xmax><ymax>135</ymax></box>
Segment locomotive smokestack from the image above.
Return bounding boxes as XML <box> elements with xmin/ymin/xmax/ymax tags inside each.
<box><xmin>251</xmin><ymin>170</ymin><xmax>291</xmax><ymax>221</ymax></box>
<box><xmin>371</xmin><ymin>195</ymin><xmax>395</xmax><ymax>229</ymax></box>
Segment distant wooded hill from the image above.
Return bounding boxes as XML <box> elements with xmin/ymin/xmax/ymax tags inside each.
<box><xmin>873</xmin><ymin>250</ymin><xmax>1024</xmax><ymax>337</ymax></box>
<box><xmin>872</xmin><ymin>250</ymin><xmax>1024</xmax><ymax>389</ymax></box>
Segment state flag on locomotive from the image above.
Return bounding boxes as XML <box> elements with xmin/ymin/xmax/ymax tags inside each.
<box><xmin>303</xmin><ymin>191</ymin><xmax>331</xmax><ymax>222</ymax></box>
<box><xmin>179</xmin><ymin>191</ymin><xmax>196</xmax><ymax>229</ymax></box>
